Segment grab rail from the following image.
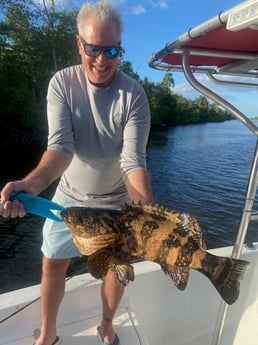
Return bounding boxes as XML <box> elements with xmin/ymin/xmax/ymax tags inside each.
<box><xmin>181</xmin><ymin>51</ymin><xmax>258</xmax><ymax>345</ymax></box>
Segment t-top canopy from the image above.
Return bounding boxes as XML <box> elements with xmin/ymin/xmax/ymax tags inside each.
<box><xmin>148</xmin><ymin>0</ymin><xmax>258</xmax><ymax>78</ymax></box>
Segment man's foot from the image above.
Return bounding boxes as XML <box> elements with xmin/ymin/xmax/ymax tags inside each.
<box><xmin>97</xmin><ymin>325</ymin><xmax>120</xmax><ymax>345</ymax></box>
<box><xmin>33</xmin><ymin>335</ymin><xmax>61</xmax><ymax>345</ymax></box>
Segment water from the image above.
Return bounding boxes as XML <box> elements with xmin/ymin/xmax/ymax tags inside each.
<box><xmin>1</xmin><ymin>120</ymin><xmax>258</xmax><ymax>294</ymax></box>
<box><xmin>148</xmin><ymin>120</ymin><xmax>258</xmax><ymax>247</ymax></box>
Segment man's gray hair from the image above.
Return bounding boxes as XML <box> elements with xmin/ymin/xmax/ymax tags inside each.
<box><xmin>77</xmin><ymin>1</ymin><xmax>123</xmax><ymax>36</ymax></box>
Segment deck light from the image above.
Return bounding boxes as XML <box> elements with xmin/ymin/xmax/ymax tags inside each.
<box><xmin>227</xmin><ymin>0</ymin><xmax>258</xmax><ymax>31</ymax></box>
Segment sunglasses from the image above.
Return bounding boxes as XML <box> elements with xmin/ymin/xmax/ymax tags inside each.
<box><xmin>79</xmin><ymin>36</ymin><xmax>121</xmax><ymax>59</ymax></box>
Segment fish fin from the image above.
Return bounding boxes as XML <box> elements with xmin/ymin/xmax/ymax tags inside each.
<box><xmin>87</xmin><ymin>249</ymin><xmax>111</xmax><ymax>280</ymax></box>
<box><xmin>163</xmin><ymin>265</ymin><xmax>190</xmax><ymax>290</ymax></box>
<box><xmin>198</xmin><ymin>252</ymin><xmax>250</xmax><ymax>304</ymax></box>
<box><xmin>109</xmin><ymin>262</ymin><xmax>135</xmax><ymax>286</ymax></box>
<box><xmin>87</xmin><ymin>249</ymin><xmax>135</xmax><ymax>286</ymax></box>
<box><xmin>179</xmin><ymin>213</ymin><xmax>207</xmax><ymax>251</ymax></box>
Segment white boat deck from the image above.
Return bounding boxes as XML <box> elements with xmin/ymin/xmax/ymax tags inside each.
<box><xmin>0</xmin><ymin>272</ymin><xmax>149</xmax><ymax>345</ymax></box>
<box><xmin>4</xmin><ymin>305</ymin><xmax>146</xmax><ymax>345</ymax></box>
<box><xmin>1</xmin><ymin>244</ymin><xmax>258</xmax><ymax>345</ymax></box>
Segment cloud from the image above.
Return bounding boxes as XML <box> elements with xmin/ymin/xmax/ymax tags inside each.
<box><xmin>173</xmin><ymin>74</ymin><xmax>258</xmax><ymax>117</ymax></box>
<box><xmin>159</xmin><ymin>1</ymin><xmax>169</xmax><ymax>9</ymax></box>
<box><xmin>131</xmin><ymin>4</ymin><xmax>146</xmax><ymax>15</ymax></box>
<box><xmin>148</xmin><ymin>0</ymin><xmax>169</xmax><ymax>9</ymax></box>
<box><xmin>109</xmin><ymin>0</ymin><xmax>127</xmax><ymax>6</ymax></box>
<box><xmin>173</xmin><ymin>81</ymin><xmax>198</xmax><ymax>99</ymax></box>
<box><xmin>129</xmin><ymin>1</ymin><xmax>169</xmax><ymax>16</ymax></box>
<box><xmin>173</xmin><ymin>74</ymin><xmax>239</xmax><ymax>103</ymax></box>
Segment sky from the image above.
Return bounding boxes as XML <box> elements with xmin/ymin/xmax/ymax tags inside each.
<box><xmin>56</xmin><ymin>0</ymin><xmax>258</xmax><ymax>118</ymax></box>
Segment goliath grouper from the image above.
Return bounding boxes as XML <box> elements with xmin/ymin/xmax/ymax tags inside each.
<box><xmin>61</xmin><ymin>203</ymin><xmax>249</xmax><ymax>305</ymax></box>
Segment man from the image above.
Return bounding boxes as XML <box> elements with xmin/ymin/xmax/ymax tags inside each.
<box><xmin>0</xmin><ymin>1</ymin><xmax>154</xmax><ymax>345</ymax></box>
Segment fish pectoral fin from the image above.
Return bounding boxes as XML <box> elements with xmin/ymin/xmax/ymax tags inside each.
<box><xmin>109</xmin><ymin>262</ymin><xmax>135</xmax><ymax>286</ymax></box>
<box><xmin>87</xmin><ymin>249</ymin><xmax>111</xmax><ymax>280</ymax></box>
<box><xmin>163</xmin><ymin>265</ymin><xmax>190</xmax><ymax>290</ymax></box>
<box><xmin>87</xmin><ymin>250</ymin><xmax>135</xmax><ymax>286</ymax></box>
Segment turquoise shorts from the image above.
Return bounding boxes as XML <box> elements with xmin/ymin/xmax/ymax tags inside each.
<box><xmin>41</xmin><ymin>195</ymin><xmax>82</xmax><ymax>259</ymax></box>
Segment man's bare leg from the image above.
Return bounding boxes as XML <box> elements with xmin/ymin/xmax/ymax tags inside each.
<box><xmin>35</xmin><ymin>256</ymin><xmax>70</xmax><ymax>345</ymax></box>
<box><xmin>100</xmin><ymin>269</ymin><xmax>124</xmax><ymax>344</ymax></box>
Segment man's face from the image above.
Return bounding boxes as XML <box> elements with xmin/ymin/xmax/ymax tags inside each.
<box><xmin>77</xmin><ymin>19</ymin><xmax>121</xmax><ymax>88</ymax></box>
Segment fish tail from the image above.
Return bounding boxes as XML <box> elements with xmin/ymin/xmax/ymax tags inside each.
<box><xmin>197</xmin><ymin>252</ymin><xmax>249</xmax><ymax>304</ymax></box>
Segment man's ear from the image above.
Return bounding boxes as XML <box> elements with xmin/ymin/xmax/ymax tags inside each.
<box><xmin>76</xmin><ymin>35</ymin><xmax>82</xmax><ymax>55</ymax></box>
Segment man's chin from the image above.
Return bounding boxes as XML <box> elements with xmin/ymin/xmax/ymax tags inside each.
<box><xmin>89</xmin><ymin>72</ymin><xmax>114</xmax><ymax>88</ymax></box>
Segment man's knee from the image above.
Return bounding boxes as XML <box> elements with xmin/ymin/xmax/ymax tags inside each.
<box><xmin>42</xmin><ymin>256</ymin><xmax>70</xmax><ymax>276</ymax></box>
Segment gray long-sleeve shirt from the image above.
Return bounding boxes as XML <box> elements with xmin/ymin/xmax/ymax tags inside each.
<box><xmin>47</xmin><ymin>65</ymin><xmax>151</xmax><ymax>208</ymax></box>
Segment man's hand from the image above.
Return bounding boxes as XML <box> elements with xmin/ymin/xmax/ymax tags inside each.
<box><xmin>0</xmin><ymin>181</ymin><xmax>28</xmax><ymax>218</ymax></box>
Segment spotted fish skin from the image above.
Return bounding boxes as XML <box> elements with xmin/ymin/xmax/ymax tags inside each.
<box><xmin>61</xmin><ymin>204</ymin><xmax>249</xmax><ymax>305</ymax></box>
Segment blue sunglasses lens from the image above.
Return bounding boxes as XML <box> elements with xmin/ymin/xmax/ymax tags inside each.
<box><xmin>81</xmin><ymin>37</ymin><xmax>120</xmax><ymax>59</ymax></box>
<box><xmin>104</xmin><ymin>46</ymin><xmax>120</xmax><ymax>58</ymax></box>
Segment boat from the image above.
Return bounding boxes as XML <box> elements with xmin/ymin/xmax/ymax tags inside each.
<box><xmin>1</xmin><ymin>0</ymin><xmax>258</xmax><ymax>344</ymax></box>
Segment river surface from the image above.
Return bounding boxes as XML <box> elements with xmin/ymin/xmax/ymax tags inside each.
<box><xmin>1</xmin><ymin>119</ymin><xmax>258</xmax><ymax>294</ymax></box>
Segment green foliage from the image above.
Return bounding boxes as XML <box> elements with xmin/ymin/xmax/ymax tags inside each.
<box><xmin>141</xmin><ymin>76</ymin><xmax>177</xmax><ymax>127</ymax></box>
<box><xmin>0</xmin><ymin>52</ymin><xmax>40</xmax><ymax>127</ymax></box>
<box><xmin>140</xmin><ymin>74</ymin><xmax>233</xmax><ymax>128</ymax></box>
<box><xmin>1</xmin><ymin>0</ymin><xmax>79</xmax><ymax>135</ymax></box>
<box><xmin>119</xmin><ymin>59</ymin><xmax>141</xmax><ymax>82</ymax></box>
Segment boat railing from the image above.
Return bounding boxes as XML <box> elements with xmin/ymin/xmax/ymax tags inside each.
<box><xmin>175</xmin><ymin>48</ymin><xmax>258</xmax><ymax>345</ymax></box>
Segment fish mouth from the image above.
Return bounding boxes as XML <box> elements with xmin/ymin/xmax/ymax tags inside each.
<box><xmin>60</xmin><ymin>209</ymin><xmax>68</xmax><ymax>220</ymax></box>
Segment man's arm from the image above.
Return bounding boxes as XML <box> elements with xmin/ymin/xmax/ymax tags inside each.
<box><xmin>0</xmin><ymin>150</ymin><xmax>70</xmax><ymax>218</ymax></box>
<box><xmin>124</xmin><ymin>169</ymin><xmax>154</xmax><ymax>205</ymax></box>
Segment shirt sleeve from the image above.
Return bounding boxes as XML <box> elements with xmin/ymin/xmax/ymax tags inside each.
<box><xmin>46</xmin><ymin>72</ymin><xmax>75</xmax><ymax>161</ymax></box>
<box><xmin>120</xmin><ymin>84</ymin><xmax>151</xmax><ymax>177</ymax></box>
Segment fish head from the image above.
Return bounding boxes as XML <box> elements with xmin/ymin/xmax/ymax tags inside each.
<box><xmin>61</xmin><ymin>207</ymin><xmax>122</xmax><ymax>255</ymax></box>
